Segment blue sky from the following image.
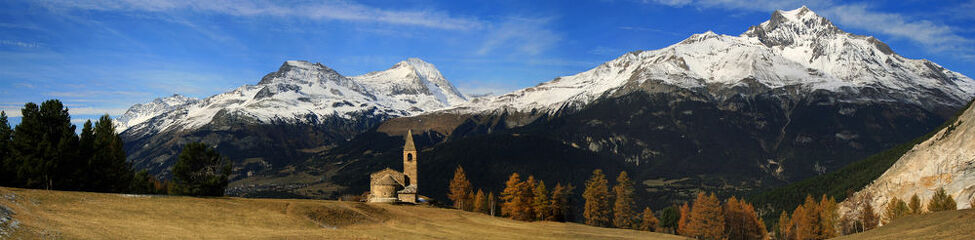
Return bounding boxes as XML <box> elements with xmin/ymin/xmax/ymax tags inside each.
<box><xmin>1</xmin><ymin>0</ymin><xmax>974</xmax><ymax>126</ymax></box>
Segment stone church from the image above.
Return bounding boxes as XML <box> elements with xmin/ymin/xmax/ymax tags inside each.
<box><xmin>368</xmin><ymin>130</ymin><xmax>419</xmax><ymax>203</ymax></box>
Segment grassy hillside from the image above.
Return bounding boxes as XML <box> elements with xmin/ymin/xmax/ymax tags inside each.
<box><xmin>833</xmin><ymin>209</ymin><xmax>975</xmax><ymax>240</ymax></box>
<box><xmin>0</xmin><ymin>187</ymin><xmax>687</xmax><ymax>239</ymax></box>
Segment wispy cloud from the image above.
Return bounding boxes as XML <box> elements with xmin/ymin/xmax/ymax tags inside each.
<box><xmin>478</xmin><ymin>17</ymin><xmax>561</xmax><ymax>55</ymax></box>
<box><xmin>1</xmin><ymin>40</ymin><xmax>43</xmax><ymax>49</ymax></box>
<box><xmin>640</xmin><ymin>0</ymin><xmax>974</xmax><ymax>56</ymax></box>
<box><xmin>38</xmin><ymin>0</ymin><xmax>484</xmax><ymax>31</ymax></box>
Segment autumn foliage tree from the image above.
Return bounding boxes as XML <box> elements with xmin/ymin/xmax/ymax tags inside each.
<box><xmin>927</xmin><ymin>187</ymin><xmax>957</xmax><ymax>212</ymax></box>
<box><xmin>639</xmin><ymin>207</ymin><xmax>659</xmax><ymax>232</ymax></box>
<box><xmin>448</xmin><ymin>166</ymin><xmax>474</xmax><ymax>211</ymax></box>
<box><xmin>501</xmin><ymin>173</ymin><xmax>533</xmax><ymax>221</ymax></box>
<box><xmin>683</xmin><ymin>192</ymin><xmax>725</xmax><ymax>240</ymax></box>
<box><xmin>550</xmin><ymin>183</ymin><xmax>574</xmax><ymax>222</ymax></box>
<box><xmin>908</xmin><ymin>193</ymin><xmax>922</xmax><ymax>214</ymax></box>
<box><xmin>583</xmin><ymin>169</ymin><xmax>611</xmax><ymax>227</ymax></box>
<box><xmin>474</xmin><ymin>189</ymin><xmax>488</xmax><ymax>214</ymax></box>
<box><xmin>612</xmin><ymin>171</ymin><xmax>636</xmax><ymax>229</ymax></box>
<box><xmin>533</xmin><ymin>180</ymin><xmax>552</xmax><ymax>221</ymax></box>
<box><xmin>677</xmin><ymin>203</ymin><xmax>690</xmax><ymax>235</ymax></box>
<box><xmin>883</xmin><ymin>197</ymin><xmax>910</xmax><ymax>224</ymax></box>
<box><xmin>723</xmin><ymin>196</ymin><xmax>767</xmax><ymax>240</ymax></box>
<box><xmin>776</xmin><ymin>194</ymin><xmax>839</xmax><ymax>240</ymax></box>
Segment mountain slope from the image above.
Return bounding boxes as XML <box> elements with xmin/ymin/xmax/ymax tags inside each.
<box><xmin>845</xmin><ymin>99</ymin><xmax>975</xmax><ymax>213</ymax></box>
<box><xmin>114</xmin><ymin>94</ymin><xmax>198</xmax><ymax>132</ymax></box>
<box><xmin>120</xmin><ymin>58</ymin><xmax>467</xmax><ymax>176</ymax></box>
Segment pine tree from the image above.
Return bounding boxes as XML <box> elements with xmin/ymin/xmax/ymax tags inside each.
<box><xmin>638</xmin><ymin>207</ymin><xmax>659</xmax><ymax>232</ymax></box>
<box><xmin>883</xmin><ymin>197</ymin><xmax>910</xmax><ymax>224</ymax></box>
<box><xmin>612</xmin><ymin>171</ymin><xmax>636</xmax><ymax>229</ymax></box>
<box><xmin>88</xmin><ymin>115</ymin><xmax>132</xmax><ymax>193</ymax></box>
<box><xmin>659</xmin><ymin>205</ymin><xmax>680</xmax><ymax>234</ymax></box>
<box><xmin>678</xmin><ymin>202</ymin><xmax>690</xmax><ymax>236</ymax></box>
<box><xmin>75</xmin><ymin>120</ymin><xmax>95</xmax><ymax>190</ymax></box>
<box><xmin>11</xmin><ymin>100</ymin><xmax>79</xmax><ymax>190</ymax></box>
<box><xmin>908</xmin><ymin>193</ymin><xmax>922</xmax><ymax>214</ymax></box>
<box><xmin>685</xmin><ymin>192</ymin><xmax>725</xmax><ymax>240</ymax></box>
<box><xmin>474</xmin><ymin>189</ymin><xmax>488</xmax><ymax>214</ymax></box>
<box><xmin>532</xmin><ymin>180</ymin><xmax>551</xmax><ymax>221</ymax></box>
<box><xmin>170</xmin><ymin>142</ymin><xmax>232</xmax><ymax>196</ymax></box>
<box><xmin>448</xmin><ymin>166</ymin><xmax>474</xmax><ymax>211</ymax></box>
<box><xmin>0</xmin><ymin>111</ymin><xmax>13</xmax><ymax>186</ymax></box>
<box><xmin>927</xmin><ymin>187</ymin><xmax>957</xmax><ymax>212</ymax></box>
<box><xmin>583</xmin><ymin>169</ymin><xmax>611</xmax><ymax>227</ymax></box>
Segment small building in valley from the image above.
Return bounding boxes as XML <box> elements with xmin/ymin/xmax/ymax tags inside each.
<box><xmin>368</xmin><ymin>130</ymin><xmax>419</xmax><ymax>204</ymax></box>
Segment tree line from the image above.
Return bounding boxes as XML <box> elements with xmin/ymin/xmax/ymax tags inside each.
<box><xmin>0</xmin><ymin>99</ymin><xmax>231</xmax><ymax>197</ymax></box>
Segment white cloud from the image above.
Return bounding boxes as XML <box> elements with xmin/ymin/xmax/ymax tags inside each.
<box><xmin>640</xmin><ymin>0</ymin><xmax>973</xmax><ymax>55</ymax></box>
<box><xmin>478</xmin><ymin>17</ymin><xmax>561</xmax><ymax>55</ymax></box>
<box><xmin>37</xmin><ymin>0</ymin><xmax>484</xmax><ymax>30</ymax></box>
<box><xmin>821</xmin><ymin>4</ymin><xmax>971</xmax><ymax>52</ymax></box>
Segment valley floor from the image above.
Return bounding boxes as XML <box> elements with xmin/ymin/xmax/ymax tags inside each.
<box><xmin>0</xmin><ymin>187</ymin><xmax>686</xmax><ymax>239</ymax></box>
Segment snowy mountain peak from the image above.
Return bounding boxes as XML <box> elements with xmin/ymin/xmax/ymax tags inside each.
<box><xmin>119</xmin><ymin>58</ymin><xmax>469</xmax><ymax>136</ymax></box>
<box><xmin>441</xmin><ymin>6</ymin><xmax>975</xmax><ymax>115</ymax></box>
<box><xmin>115</xmin><ymin>94</ymin><xmax>199</xmax><ymax>132</ymax></box>
<box><xmin>354</xmin><ymin>58</ymin><xmax>467</xmax><ymax>106</ymax></box>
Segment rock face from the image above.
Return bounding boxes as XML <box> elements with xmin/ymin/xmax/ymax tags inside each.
<box><xmin>119</xmin><ymin>58</ymin><xmax>466</xmax><ymax>176</ymax></box>
<box><xmin>846</xmin><ymin>101</ymin><xmax>975</xmax><ymax>214</ymax></box>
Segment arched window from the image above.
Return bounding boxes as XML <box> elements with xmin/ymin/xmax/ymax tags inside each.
<box><xmin>407</xmin><ymin>153</ymin><xmax>413</xmax><ymax>162</ymax></box>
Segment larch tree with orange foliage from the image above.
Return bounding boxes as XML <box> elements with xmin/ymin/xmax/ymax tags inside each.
<box><xmin>723</xmin><ymin>196</ymin><xmax>767</xmax><ymax>240</ymax></box>
<box><xmin>583</xmin><ymin>169</ymin><xmax>611</xmax><ymax>227</ymax></box>
<box><xmin>639</xmin><ymin>207</ymin><xmax>659</xmax><ymax>232</ymax></box>
<box><xmin>678</xmin><ymin>202</ymin><xmax>690</xmax><ymax>235</ymax></box>
<box><xmin>501</xmin><ymin>173</ymin><xmax>532</xmax><ymax>221</ymax></box>
<box><xmin>612</xmin><ymin>171</ymin><xmax>636</xmax><ymax>229</ymax></box>
<box><xmin>448</xmin><ymin>166</ymin><xmax>474</xmax><ymax>211</ymax></box>
<box><xmin>777</xmin><ymin>211</ymin><xmax>792</xmax><ymax>240</ymax></box>
<box><xmin>533</xmin><ymin>180</ymin><xmax>551</xmax><ymax>221</ymax></box>
<box><xmin>473</xmin><ymin>189</ymin><xmax>488</xmax><ymax>214</ymax></box>
<box><xmin>685</xmin><ymin>192</ymin><xmax>725</xmax><ymax>240</ymax></box>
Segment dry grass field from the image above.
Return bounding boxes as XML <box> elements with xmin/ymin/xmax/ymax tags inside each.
<box><xmin>0</xmin><ymin>187</ymin><xmax>688</xmax><ymax>239</ymax></box>
<box><xmin>833</xmin><ymin>208</ymin><xmax>975</xmax><ymax>240</ymax></box>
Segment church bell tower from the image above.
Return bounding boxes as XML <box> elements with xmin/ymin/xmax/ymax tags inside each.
<box><xmin>403</xmin><ymin>130</ymin><xmax>418</xmax><ymax>187</ymax></box>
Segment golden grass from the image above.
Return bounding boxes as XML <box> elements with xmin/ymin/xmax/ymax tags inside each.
<box><xmin>0</xmin><ymin>187</ymin><xmax>688</xmax><ymax>239</ymax></box>
<box><xmin>833</xmin><ymin>208</ymin><xmax>975</xmax><ymax>240</ymax></box>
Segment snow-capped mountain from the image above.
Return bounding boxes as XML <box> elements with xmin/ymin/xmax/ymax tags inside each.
<box><xmin>114</xmin><ymin>94</ymin><xmax>198</xmax><ymax>132</ymax></box>
<box><xmin>445</xmin><ymin>6</ymin><xmax>973</xmax><ymax>115</ymax></box>
<box><xmin>120</xmin><ymin>58</ymin><xmax>466</xmax><ymax>176</ymax></box>
<box><xmin>844</xmin><ymin>101</ymin><xmax>975</xmax><ymax>215</ymax></box>
<box><xmin>351</xmin><ymin>6</ymin><xmax>975</xmax><ymax>203</ymax></box>
<box><xmin>122</xmin><ymin>58</ymin><xmax>466</xmax><ymax>138</ymax></box>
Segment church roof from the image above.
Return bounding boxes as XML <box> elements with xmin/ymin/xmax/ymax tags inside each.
<box><xmin>398</xmin><ymin>184</ymin><xmax>417</xmax><ymax>194</ymax></box>
<box><xmin>403</xmin><ymin>129</ymin><xmax>416</xmax><ymax>151</ymax></box>
<box><xmin>375</xmin><ymin>175</ymin><xmax>399</xmax><ymax>186</ymax></box>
